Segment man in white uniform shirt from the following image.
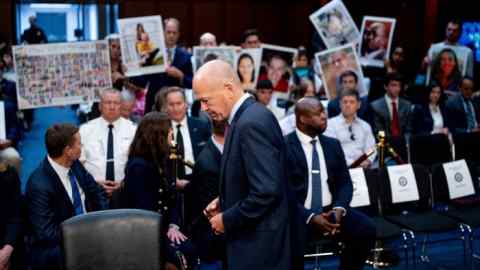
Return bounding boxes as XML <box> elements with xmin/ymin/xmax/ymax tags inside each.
<box><xmin>79</xmin><ymin>89</ymin><xmax>137</xmax><ymax>200</ymax></box>
<box><xmin>324</xmin><ymin>89</ymin><xmax>377</xmax><ymax>168</ymax></box>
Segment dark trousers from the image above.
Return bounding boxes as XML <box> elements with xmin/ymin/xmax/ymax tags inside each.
<box><xmin>308</xmin><ymin>209</ymin><xmax>376</xmax><ymax>270</ymax></box>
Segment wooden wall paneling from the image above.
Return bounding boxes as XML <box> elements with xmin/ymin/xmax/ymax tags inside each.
<box><xmin>191</xmin><ymin>1</ymin><xmax>224</xmax><ymax>46</ymax></box>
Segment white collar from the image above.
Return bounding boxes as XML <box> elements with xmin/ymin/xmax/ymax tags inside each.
<box><xmin>339</xmin><ymin>113</ymin><xmax>358</xmax><ymax>125</ymax></box>
<box><xmin>99</xmin><ymin>116</ymin><xmax>121</xmax><ymax>129</ymax></box>
<box><xmin>228</xmin><ymin>93</ymin><xmax>251</xmax><ymax>124</ymax></box>
<box><xmin>211</xmin><ymin>135</ymin><xmax>224</xmax><ymax>154</ymax></box>
<box><xmin>171</xmin><ymin>116</ymin><xmax>188</xmax><ymax>128</ymax></box>
<box><xmin>384</xmin><ymin>94</ymin><xmax>398</xmax><ymax>105</ymax></box>
<box><xmin>295</xmin><ymin>128</ymin><xmax>319</xmax><ymax>145</ymax></box>
<box><xmin>47</xmin><ymin>155</ymin><xmax>70</xmax><ymax>178</ymax></box>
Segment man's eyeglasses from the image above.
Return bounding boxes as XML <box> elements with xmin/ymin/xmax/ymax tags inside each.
<box><xmin>348</xmin><ymin>125</ymin><xmax>355</xmax><ymax>141</ymax></box>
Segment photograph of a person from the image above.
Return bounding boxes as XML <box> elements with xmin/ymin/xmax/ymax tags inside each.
<box><xmin>258</xmin><ymin>44</ymin><xmax>298</xmax><ymax>99</ymax></box>
<box><xmin>426</xmin><ymin>46</ymin><xmax>468</xmax><ymax>90</ymax></box>
<box><xmin>315</xmin><ymin>43</ymin><xmax>366</xmax><ymax>99</ymax></box>
<box><xmin>309</xmin><ymin>0</ymin><xmax>360</xmax><ymax>48</ymax></box>
<box><xmin>359</xmin><ymin>16</ymin><xmax>396</xmax><ymax>67</ymax></box>
<box><xmin>193</xmin><ymin>46</ymin><xmax>238</xmax><ymax>72</ymax></box>
<box><xmin>118</xmin><ymin>15</ymin><xmax>167</xmax><ymax>77</ymax></box>
<box><xmin>236</xmin><ymin>48</ymin><xmax>261</xmax><ymax>91</ymax></box>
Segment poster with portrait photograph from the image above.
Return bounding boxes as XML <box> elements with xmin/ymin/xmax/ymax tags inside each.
<box><xmin>13</xmin><ymin>41</ymin><xmax>112</xmax><ymax>109</ymax></box>
<box><xmin>309</xmin><ymin>0</ymin><xmax>360</xmax><ymax>49</ymax></box>
<box><xmin>315</xmin><ymin>43</ymin><xmax>366</xmax><ymax>100</ymax></box>
<box><xmin>236</xmin><ymin>48</ymin><xmax>262</xmax><ymax>91</ymax></box>
<box><xmin>259</xmin><ymin>44</ymin><xmax>298</xmax><ymax>97</ymax></box>
<box><xmin>193</xmin><ymin>46</ymin><xmax>238</xmax><ymax>72</ymax></box>
<box><xmin>425</xmin><ymin>45</ymin><xmax>469</xmax><ymax>85</ymax></box>
<box><xmin>359</xmin><ymin>16</ymin><xmax>396</xmax><ymax>67</ymax></box>
<box><xmin>118</xmin><ymin>15</ymin><xmax>167</xmax><ymax>77</ymax></box>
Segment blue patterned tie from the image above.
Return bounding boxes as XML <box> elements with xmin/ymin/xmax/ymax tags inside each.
<box><xmin>310</xmin><ymin>139</ymin><xmax>323</xmax><ymax>213</ymax></box>
<box><xmin>465</xmin><ymin>99</ymin><xmax>476</xmax><ymax>130</ymax></box>
<box><xmin>68</xmin><ymin>170</ymin><xmax>84</xmax><ymax>215</ymax></box>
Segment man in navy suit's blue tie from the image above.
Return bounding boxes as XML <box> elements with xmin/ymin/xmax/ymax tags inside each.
<box><xmin>193</xmin><ymin>60</ymin><xmax>301</xmax><ymax>270</ymax></box>
<box><xmin>285</xmin><ymin>98</ymin><xmax>376</xmax><ymax>270</ymax></box>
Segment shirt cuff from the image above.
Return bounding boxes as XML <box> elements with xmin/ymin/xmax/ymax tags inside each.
<box><xmin>333</xmin><ymin>206</ymin><xmax>347</xmax><ymax>216</ymax></box>
<box><xmin>169</xmin><ymin>223</ymin><xmax>180</xmax><ymax>230</ymax></box>
<box><xmin>306</xmin><ymin>213</ymin><xmax>315</xmax><ymax>224</ymax></box>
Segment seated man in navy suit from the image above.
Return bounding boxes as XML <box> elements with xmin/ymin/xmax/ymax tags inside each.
<box><xmin>145</xmin><ymin>18</ymin><xmax>193</xmax><ymax>113</ymax></box>
<box><xmin>26</xmin><ymin>124</ymin><xmax>108</xmax><ymax>270</ymax></box>
<box><xmin>285</xmin><ymin>97</ymin><xmax>375</xmax><ymax>270</ymax></box>
<box><xmin>445</xmin><ymin>77</ymin><xmax>480</xmax><ymax>134</ymax></box>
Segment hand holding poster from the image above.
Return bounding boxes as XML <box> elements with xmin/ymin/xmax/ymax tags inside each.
<box><xmin>359</xmin><ymin>16</ymin><xmax>396</xmax><ymax>67</ymax></box>
<box><xmin>118</xmin><ymin>16</ymin><xmax>168</xmax><ymax>77</ymax></box>
<box><xmin>13</xmin><ymin>41</ymin><xmax>112</xmax><ymax>109</ymax></box>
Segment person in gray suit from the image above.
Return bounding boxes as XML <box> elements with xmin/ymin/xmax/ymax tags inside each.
<box><xmin>371</xmin><ymin>73</ymin><xmax>413</xmax><ymax>138</ymax></box>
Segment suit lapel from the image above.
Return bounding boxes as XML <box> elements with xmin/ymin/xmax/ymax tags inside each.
<box><xmin>219</xmin><ymin>97</ymin><xmax>255</xmax><ymax>195</ymax></box>
<box><xmin>43</xmin><ymin>158</ymin><xmax>74</xmax><ymax>213</ymax></box>
<box><xmin>289</xmin><ymin>133</ymin><xmax>308</xmax><ymax>190</ymax></box>
<box><xmin>187</xmin><ymin>117</ymin><xmax>199</xmax><ymax>158</ymax></box>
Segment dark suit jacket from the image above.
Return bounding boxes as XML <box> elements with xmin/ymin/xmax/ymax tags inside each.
<box><xmin>122</xmin><ymin>157</ymin><xmax>178</xmax><ymax>226</ymax></box>
<box><xmin>412</xmin><ymin>103</ymin><xmax>449</xmax><ymax>135</ymax></box>
<box><xmin>144</xmin><ymin>47</ymin><xmax>193</xmax><ymax>113</ymax></box>
<box><xmin>445</xmin><ymin>94</ymin><xmax>480</xmax><ymax>134</ymax></box>
<box><xmin>187</xmin><ymin>117</ymin><xmax>211</xmax><ymax>160</ymax></box>
<box><xmin>189</xmin><ymin>139</ymin><xmax>225</xmax><ymax>261</ymax></box>
<box><xmin>220</xmin><ymin>97</ymin><xmax>296</xmax><ymax>270</ymax></box>
<box><xmin>327</xmin><ymin>96</ymin><xmax>372</xmax><ymax>124</ymax></box>
<box><xmin>25</xmin><ymin>158</ymin><xmax>108</xmax><ymax>270</ymax></box>
<box><xmin>0</xmin><ymin>164</ymin><xmax>22</xmax><ymax>251</ymax></box>
<box><xmin>371</xmin><ymin>96</ymin><xmax>413</xmax><ymax>137</ymax></box>
<box><xmin>285</xmin><ymin>132</ymin><xmax>353</xmax><ymax>223</ymax></box>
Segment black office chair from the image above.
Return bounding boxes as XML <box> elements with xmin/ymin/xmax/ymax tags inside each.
<box><xmin>453</xmin><ymin>132</ymin><xmax>480</xmax><ymax>163</ymax></box>
<box><xmin>431</xmin><ymin>160</ymin><xmax>480</xmax><ymax>262</ymax></box>
<box><xmin>60</xmin><ymin>209</ymin><xmax>163</xmax><ymax>270</ymax></box>
<box><xmin>379</xmin><ymin>165</ymin><xmax>467</xmax><ymax>265</ymax></box>
<box><xmin>409</xmin><ymin>133</ymin><xmax>452</xmax><ymax>168</ymax></box>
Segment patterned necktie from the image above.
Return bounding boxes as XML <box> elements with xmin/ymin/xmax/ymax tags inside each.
<box><xmin>391</xmin><ymin>101</ymin><xmax>401</xmax><ymax>137</ymax></box>
<box><xmin>465</xmin><ymin>99</ymin><xmax>477</xmax><ymax>130</ymax></box>
<box><xmin>106</xmin><ymin>124</ymin><xmax>115</xmax><ymax>181</ymax></box>
<box><xmin>310</xmin><ymin>139</ymin><xmax>323</xmax><ymax>213</ymax></box>
<box><xmin>68</xmin><ymin>170</ymin><xmax>84</xmax><ymax>215</ymax></box>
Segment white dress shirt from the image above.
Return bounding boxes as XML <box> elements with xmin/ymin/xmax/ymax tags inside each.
<box><xmin>267</xmin><ymin>104</ymin><xmax>285</xmax><ymax>121</ymax></box>
<box><xmin>429</xmin><ymin>104</ymin><xmax>444</xmax><ymax>133</ymax></box>
<box><xmin>279</xmin><ymin>114</ymin><xmax>296</xmax><ymax>136</ymax></box>
<box><xmin>295</xmin><ymin>129</ymin><xmax>332</xmax><ymax>209</ymax></box>
<box><xmin>47</xmin><ymin>156</ymin><xmax>86</xmax><ymax>210</ymax></box>
<box><xmin>79</xmin><ymin>117</ymin><xmax>137</xmax><ymax>182</ymax></box>
<box><xmin>211</xmin><ymin>135</ymin><xmax>224</xmax><ymax>154</ymax></box>
<box><xmin>228</xmin><ymin>93</ymin><xmax>251</xmax><ymax>125</ymax></box>
<box><xmin>324</xmin><ymin>114</ymin><xmax>377</xmax><ymax>166</ymax></box>
<box><xmin>172</xmin><ymin>117</ymin><xmax>195</xmax><ymax>175</ymax></box>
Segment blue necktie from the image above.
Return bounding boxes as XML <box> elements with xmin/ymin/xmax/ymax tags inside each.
<box><xmin>310</xmin><ymin>139</ymin><xmax>323</xmax><ymax>213</ymax></box>
<box><xmin>465</xmin><ymin>99</ymin><xmax>477</xmax><ymax>130</ymax></box>
<box><xmin>68</xmin><ymin>170</ymin><xmax>84</xmax><ymax>215</ymax></box>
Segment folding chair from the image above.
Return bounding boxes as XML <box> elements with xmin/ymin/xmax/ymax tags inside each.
<box><xmin>431</xmin><ymin>160</ymin><xmax>480</xmax><ymax>263</ymax></box>
<box><xmin>409</xmin><ymin>133</ymin><xmax>452</xmax><ymax>168</ymax></box>
<box><xmin>379</xmin><ymin>164</ymin><xmax>468</xmax><ymax>265</ymax></box>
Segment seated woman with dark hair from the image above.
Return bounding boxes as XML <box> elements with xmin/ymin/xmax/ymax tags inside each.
<box><xmin>122</xmin><ymin>112</ymin><xmax>195</xmax><ymax>270</ymax></box>
<box><xmin>430</xmin><ymin>48</ymin><xmax>462</xmax><ymax>96</ymax></box>
<box><xmin>412</xmin><ymin>84</ymin><xmax>449</xmax><ymax>135</ymax></box>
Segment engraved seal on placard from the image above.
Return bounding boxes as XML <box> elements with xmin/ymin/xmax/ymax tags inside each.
<box><xmin>398</xmin><ymin>176</ymin><xmax>408</xmax><ymax>187</ymax></box>
<box><xmin>454</xmin><ymin>172</ymin><xmax>463</xmax><ymax>183</ymax></box>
